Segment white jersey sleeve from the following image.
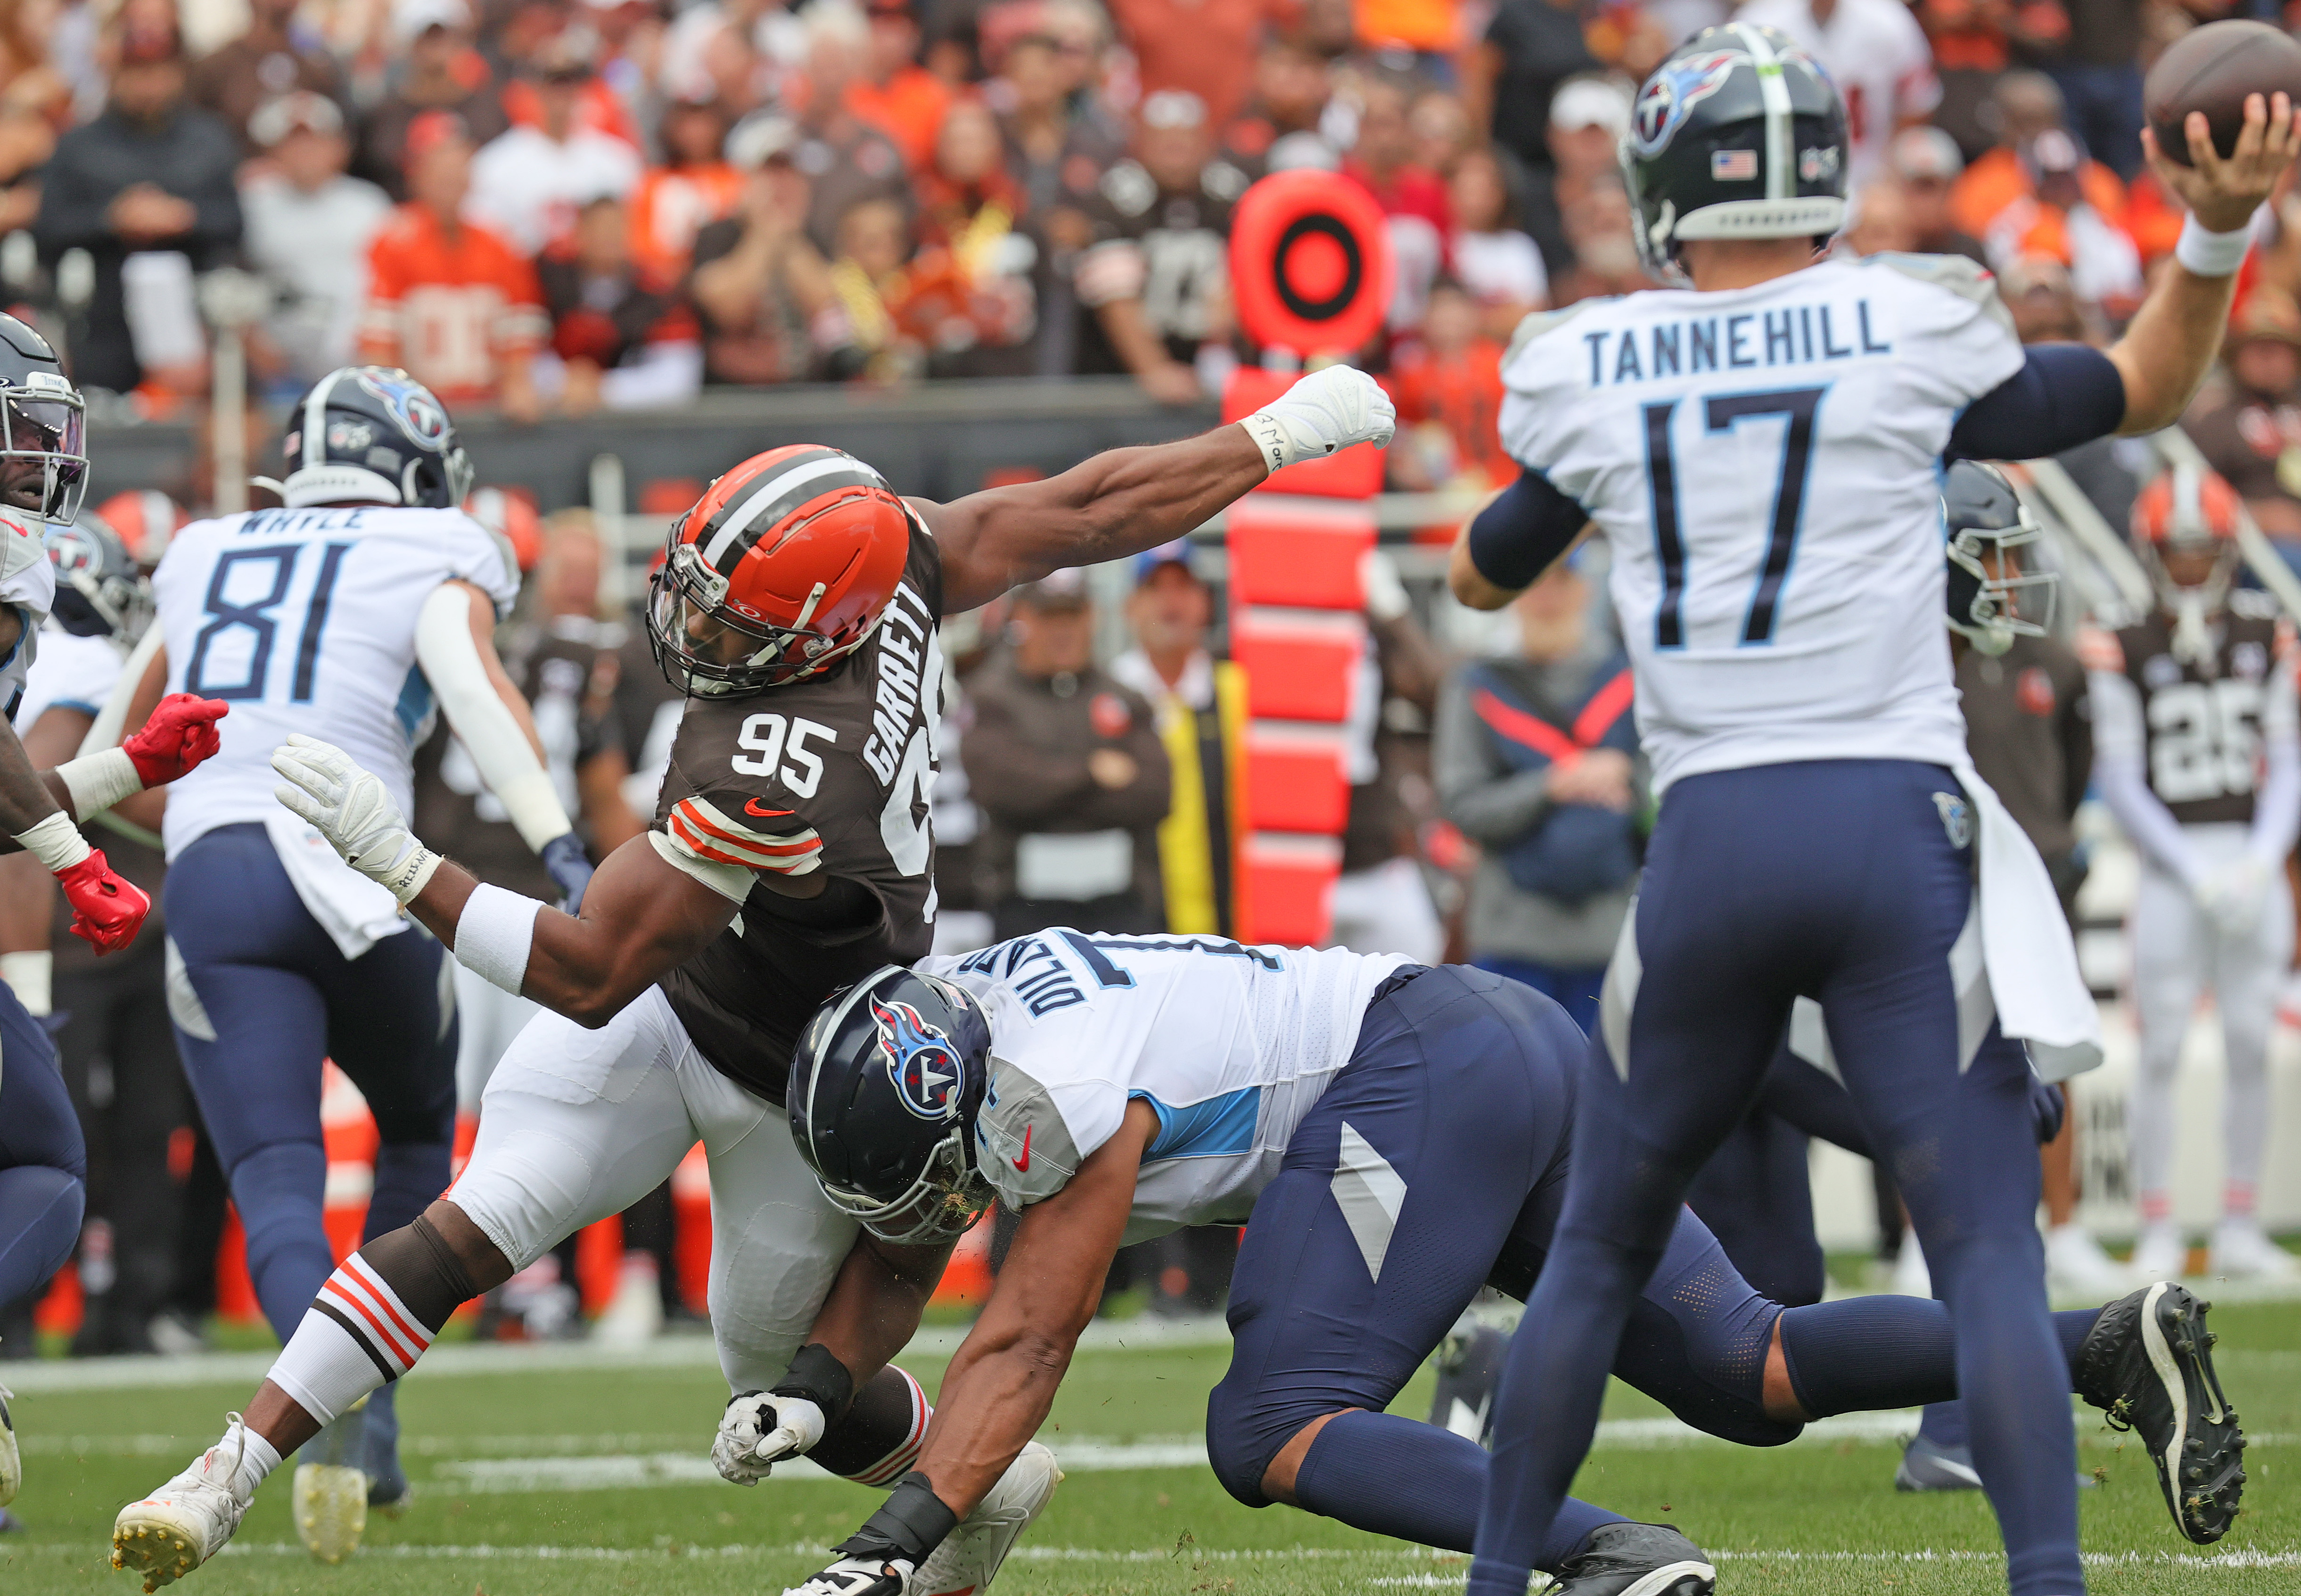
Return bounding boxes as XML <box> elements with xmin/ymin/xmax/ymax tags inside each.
<box><xmin>0</xmin><ymin>513</ymin><xmax>54</xmax><ymax>717</ymax></box>
<box><xmin>10</xmin><ymin>625</ymin><xmax>121</xmax><ymax>734</ymax></box>
<box><xmin>1862</xmin><ymin>253</ymin><xmax>2026</xmax><ymax>413</ymax></box>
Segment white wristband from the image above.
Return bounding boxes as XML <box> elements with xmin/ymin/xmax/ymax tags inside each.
<box><xmin>454</xmin><ymin>881</ymin><xmax>541</xmax><ymax>995</ymax></box>
<box><xmin>56</xmin><ymin>746</ymin><xmax>141</xmax><ymax>820</ymax></box>
<box><xmin>2176</xmin><ymin>214</ymin><xmax>2252</xmax><ymax>278</ymax></box>
<box><xmin>376</xmin><ymin>842</ymin><xmax>443</xmax><ymax>905</ymax></box>
<box><xmin>1237</xmin><ymin>412</ymin><xmax>1295</xmax><ymax>474</ymax></box>
<box><xmin>0</xmin><ymin>949</ymin><xmax>52</xmax><ymax>1016</ymax></box>
<box><xmin>12</xmin><ymin>810</ymin><xmax>90</xmax><ymax>874</ymax></box>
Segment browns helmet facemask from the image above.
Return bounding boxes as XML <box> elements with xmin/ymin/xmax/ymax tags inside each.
<box><xmin>647</xmin><ymin>445</ymin><xmax>912</xmax><ymax>696</ymax></box>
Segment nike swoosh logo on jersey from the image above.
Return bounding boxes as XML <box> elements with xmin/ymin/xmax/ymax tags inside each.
<box><xmin>1010</xmin><ymin>1125</ymin><xmax>1032</xmax><ymax>1173</ymax></box>
<box><xmin>745</xmin><ymin>798</ymin><xmax>795</xmax><ymax>818</ymax></box>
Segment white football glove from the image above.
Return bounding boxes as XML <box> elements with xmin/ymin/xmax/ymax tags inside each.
<box><xmin>712</xmin><ymin>1390</ymin><xmax>827</xmax><ymax>1485</ymax></box>
<box><xmin>783</xmin><ymin>1555</ymin><xmax>914</xmax><ymax>1596</ymax></box>
<box><xmin>2196</xmin><ymin>856</ymin><xmax>2274</xmax><ymax>938</ymax></box>
<box><xmin>271</xmin><ymin>733</ymin><xmax>442</xmax><ymax>904</ymax></box>
<box><xmin>1238</xmin><ymin>365</ymin><xmax>1397</xmax><ymax>474</ymax></box>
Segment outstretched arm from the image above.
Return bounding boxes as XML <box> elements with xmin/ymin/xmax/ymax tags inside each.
<box><xmin>922</xmin><ymin>366</ymin><xmax>1396</xmax><ymax>615</ymax></box>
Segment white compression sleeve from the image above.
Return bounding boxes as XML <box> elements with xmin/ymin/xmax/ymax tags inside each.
<box><xmin>413</xmin><ymin>584</ymin><xmax>574</xmax><ymax>853</ymax></box>
<box><xmin>2249</xmin><ymin>660</ymin><xmax>2301</xmax><ymax>863</ymax></box>
<box><xmin>55</xmin><ymin>746</ymin><xmax>140</xmax><ymax>819</ymax></box>
<box><xmin>453</xmin><ymin>882</ymin><xmax>542</xmax><ymax>995</ymax></box>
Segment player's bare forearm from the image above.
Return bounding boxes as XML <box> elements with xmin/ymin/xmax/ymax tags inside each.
<box><xmin>0</xmin><ymin>723</ymin><xmax>68</xmax><ymax>848</ymax></box>
<box><xmin>2115</xmin><ymin>94</ymin><xmax>2299</xmax><ymax>432</ymax></box>
<box><xmin>804</xmin><ymin>1234</ymin><xmax>954</xmax><ymax>1388</ymax></box>
<box><xmin>920</xmin><ymin>428</ymin><xmax>1265</xmax><ymax>615</ymax></box>
<box><xmin>912</xmin><ymin>1111</ymin><xmax>1148</xmax><ymax>1515</ymax></box>
<box><xmin>410</xmin><ymin>831</ymin><xmax>735</xmax><ymax>1027</ymax></box>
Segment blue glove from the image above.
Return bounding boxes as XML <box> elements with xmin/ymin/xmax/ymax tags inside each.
<box><xmin>539</xmin><ymin>832</ymin><xmax>594</xmax><ymax>914</ymax></box>
<box><xmin>2029</xmin><ymin>1071</ymin><xmax>2067</xmax><ymax>1145</ymax></box>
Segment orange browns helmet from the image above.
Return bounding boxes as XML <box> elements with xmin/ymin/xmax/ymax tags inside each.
<box><xmin>96</xmin><ymin>489</ymin><xmax>189</xmax><ymax>570</ymax></box>
<box><xmin>2131</xmin><ymin>464</ymin><xmax>2242</xmax><ymax>553</ymax></box>
<box><xmin>463</xmin><ymin>485</ymin><xmax>544</xmax><ymax>572</ymax></box>
<box><xmin>646</xmin><ymin>444</ymin><xmax>912</xmax><ymax>696</ymax></box>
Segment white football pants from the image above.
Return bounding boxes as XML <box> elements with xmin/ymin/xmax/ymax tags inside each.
<box><xmin>2129</xmin><ymin>823</ymin><xmax>2292</xmax><ymax>1218</ymax></box>
<box><xmin>447</xmin><ymin>985</ymin><xmax>857</xmax><ymax>1392</ymax></box>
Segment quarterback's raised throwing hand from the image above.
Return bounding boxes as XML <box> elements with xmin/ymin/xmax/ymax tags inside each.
<box><xmin>1236</xmin><ymin>364</ymin><xmax>1397</xmax><ymax>474</ymax></box>
<box><xmin>2146</xmin><ymin>90</ymin><xmax>2300</xmax><ymax>235</ymax></box>
<box><xmin>271</xmin><ymin>734</ymin><xmax>442</xmax><ymax>905</ymax></box>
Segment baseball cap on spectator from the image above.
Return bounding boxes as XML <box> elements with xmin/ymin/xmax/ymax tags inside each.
<box><xmin>1549</xmin><ymin>77</ymin><xmax>1630</xmax><ymax>137</ymax></box>
<box><xmin>249</xmin><ymin>90</ymin><xmax>345</xmax><ymax>148</ymax></box>
<box><xmin>402</xmin><ymin>108</ymin><xmax>472</xmax><ymax>172</ymax></box>
<box><xmin>390</xmin><ymin>0</ymin><xmax>470</xmax><ymax>45</ymax></box>
<box><xmin>1134</xmin><ymin>538</ymin><xmax>1195</xmax><ymax>582</ymax></box>
<box><xmin>1015</xmin><ymin>567</ymin><xmax>1091</xmax><ymax>609</ymax></box>
<box><xmin>2021</xmin><ymin>128</ymin><xmax>2087</xmax><ymax>183</ymax></box>
<box><xmin>726</xmin><ymin>110</ymin><xmax>802</xmax><ymax>169</ymax></box>
<box><xmin>1141</xmin><ymin>89</ymin><xmax>1207</xmax><ymax>131</ymax></box>
<box><xmin>534</xmin><ymin>31</ymin><xmax>599</xmax><ymax>83</ymax></box>
<box><xmin>1889</xmin><ymin>125</ymin><xmax>1964</xmax><ymax>185</ymax></box>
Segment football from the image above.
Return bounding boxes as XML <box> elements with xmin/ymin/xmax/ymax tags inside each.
<box><xmin>2144</xmin><ymin>18</ymin><xmax>2301</xmax><ymax>166</ymax></box>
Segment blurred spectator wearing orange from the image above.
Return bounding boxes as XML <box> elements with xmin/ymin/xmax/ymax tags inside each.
<box><xmin>355</xmin><ymin>0</ymin><xmax>508</xmax><ymax>201</ymax></box>
<box><xmin>1740</xmin><ymin>0</ymin><xmax>1939</xmax><ymax>190</ymax></box>
<box><xmin>687</xmin><ymin>112</ymin><xmax>836</xmax><ymax>385</ymax></box>
<box><xmin>1386</xmin><ymin>279</ymin><xmax>1514</xmax><ymax>492</ymax></box>
<box><xmin>469</xmin><ymin>36</ymin><xmax>642</xmax><ymax>258</ymax></box>
<box><xmin>628</xmin><ymin>94</ymin><xmax>742</xmax><ymax>277</ymax></box>
<box><xmin>906</xmin><ymin>96</ymin><xmax>1038</xmax><ymax>377</ymax></box>
<box><xmin>537</xmin><ymin>194</ymin><xmax>703</xmax><ymax>411</ymax></box>
<box><xmin>1107</xmin><ymin>0</ymin><xmax>1295</xmax><ymax>132</ymax></box>
<box><xmin>188</xmin><ymin>0</ymin><xmax>347</xmax><ymax>153</ymax></box>
<box><xmin>2184</xmin><ymin>290</ymin><xmax>2301</xmax><ymax>546</ymax></box>
<box><xmin>846</xmin><ymin>0</ymin><xmax>949</xmax><ymax>172</ymax></box>
<box><xmin>1951</xmin><ymin>72</ymin><xmax>2135</xmax><ymax>288</ymax></box>
<box><xmin>359</xmin><ymin>110</ymin><xmax>545</xmax><ymax>418</ymax></box>
<box><xmin>241</xmin><ymin>92</ymin><xmax>391</xmax><ymax>391</ymax></box>
<box><xmin>790</xmin><ymin>1</ymin><xmax>911</xmax><ymax>251</ymax></box>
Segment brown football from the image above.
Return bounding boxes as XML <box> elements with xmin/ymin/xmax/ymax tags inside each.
<box><xmin>2144</xmin><ymin>19</ymin><xmax>2301</xmax><ymax>167</ymax></box>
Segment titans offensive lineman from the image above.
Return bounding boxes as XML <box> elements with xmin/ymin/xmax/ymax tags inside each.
<box><xmin>1445</xmin><ymin>25</ymin><xmax>2290</xmax><ymax>1596</ymax></box>
<box><xmin>110</xmin><ymin>367</ymin><xmax>1395</xmax><ymax>1591</ymax></box>
<box><xmin>761</xmin><ymin>946</ymin><xmax>2239</xmax><ymax>1596</ymax></box>
<box><xmin>108</xmin><ymin>367</ymin><xmax>592</xmax><ymax>1560</ymax></box>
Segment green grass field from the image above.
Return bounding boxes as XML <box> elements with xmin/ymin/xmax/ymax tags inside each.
<box><xmin>1</xmin><ymin>1299</ymin><xmax>2293</xmax><ymax>1596</ymax></box>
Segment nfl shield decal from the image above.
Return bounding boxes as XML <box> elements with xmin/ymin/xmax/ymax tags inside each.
<box><xmin>873</xmin><ymin>996</ymin><xmax>962</xmax><ymax>1120</ymax></box>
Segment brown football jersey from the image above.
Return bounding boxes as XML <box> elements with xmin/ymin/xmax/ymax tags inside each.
<box><xmin>2116</xmin><ymin>592</ymin><xmax>2283</xmax><ymax>826</ymax></box>
<box><xmin>652</xmin><ymin>522</ymin><xmax>945</xmax><ymax>1103</ymax></box>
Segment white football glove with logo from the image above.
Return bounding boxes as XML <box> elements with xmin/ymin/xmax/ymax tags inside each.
<box><xmin>1237</xmin><ymin>365</ymin><xmax>1397</xmax><ymax>474</ymax></box>
<box><xmin>271</xmin><ymin>734</ymin><xmax>442</xmax><ymax>904</ymax></box>
<box><xmin>712</xmin><ymin>1390</ymin><xmax>827</xmax><ymax>1485</ymax></box>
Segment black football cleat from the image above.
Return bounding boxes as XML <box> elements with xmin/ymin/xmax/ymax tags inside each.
<box><xmin>2073</xmin><ymin>1281</ymin><xmax>2245</xmax><ymax>1543</ymax></box>
<box><xmin>1551</xmin><ymin>1522</ymin><xmax>1716</xmax><ymax>1596</ymax></box>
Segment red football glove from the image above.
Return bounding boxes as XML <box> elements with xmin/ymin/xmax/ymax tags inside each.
<box><xmin>56</xmin><ymin>849</ymin><xmax>151</xmax><ymax>954</ymax></box>
<box><xmin>123</xmin><ymin>694</ymin><xmax>229</xmax><ymax>787</ymax></box>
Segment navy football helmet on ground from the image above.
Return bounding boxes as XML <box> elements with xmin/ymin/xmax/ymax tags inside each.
<box><xmin>0</xmin><ymin>313</ymin><xmax>87</xmax><ymax>527</ymax></box>
<box><xmin>789</xmin><ymin>966</ymin><xmax>995</xmax><ymax>1245</ymax></box>
<box><xmin>1943</xmin><ymin>460</ymin><xmax>2056</xmax><ymax>656</ymax></box>
<box><xmin>45</xmin><ymin>509</ymin><xmax>150</xmax><ymax>642</ymax></box>
<box><xmin>279</xmin><ymin>366</ymin><xmax>475</xmax><ymax>510</ymax></box>
<box><xmin>1622</xmin><ymin>23</ymin><xmax>1849</xmax><ymax>280</ymax></box>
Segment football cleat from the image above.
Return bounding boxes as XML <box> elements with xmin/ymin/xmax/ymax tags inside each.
<box><xmin>110</xmin><ymin>1415</ymin><xmax>257</xmax><ymax>1590</ymax></box>
<box><xmin>0</xmin><ymin>1379</ymin><xmax>17</xmax><ymax>1507</ymax></box>
<box><xmin>292</xmin><ymin>1463</ymin><xmax>367</xmax><ymax>1563</ymax></box>
<box><xmin>1549</xmin><ymin>1522</ymin><xmax>1716</xmax><ymax>1596</ymax></box>
<box><xmin>2073</xmin><ymin>1282</ymin><xmax>2245</xmax><ymax>1543</ymax></box>
<box><xmin>1894</xmin><ymin>1432</ymin><xmax>1981</xmax><ymax>1492</ymax></box>
<box><xmin>782</xmin><ymin>1555</ymin><xmax>914</xmax><ymax>1596</ymax></box>
<box><xmin>913</xmin><ymin>1440</ymin><xmax>1063</xmax><ymax>1596</ymax></box>
<box><xmin>2208</xmin><ymin>1218</ymin><xmax>2299</xmax><ymax>1281</ymax></box>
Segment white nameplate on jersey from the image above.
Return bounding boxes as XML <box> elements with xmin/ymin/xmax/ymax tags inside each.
<box><xmin>1577</xmin><ymin>296</ymin><xmax>1894</xmax><ymax>388</ymax></box>
<box><xmin>1016</xmin><ymin>829</ymin><xmax>1132</xmax><ymax>901</ymax></box>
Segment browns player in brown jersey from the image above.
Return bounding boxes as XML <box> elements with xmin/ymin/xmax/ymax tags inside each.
<box><xmin>111</xmin><ymin>366</ymin><xmax>1397</xmax><ymax>1593</ymax></box>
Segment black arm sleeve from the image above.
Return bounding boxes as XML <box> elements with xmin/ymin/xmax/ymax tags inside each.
<box><xmin>1945</xmin><ymin>343</ymin><xmax>2128</xmax><ymax>464</ymax></box>
<box><xmin>1465</xmin><ymin>468</ymin><xmax>1590</xmax><ymax>591</ymax></box>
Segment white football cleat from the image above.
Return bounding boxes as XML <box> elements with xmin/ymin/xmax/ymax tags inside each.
<box><xmin>293</xmin><ymin>1462</ymin><xmax>368</xmax><ymax>1563</ymax></box>
<box><xmin>111</xmin><ymin>1416</ymin><xmax>257</xmax><ymax>1590</ymax></box>
<box><xmin>912</xmin><ymin>1440</ymin><xmax>1063</xmax><ymax>1596</ymax></box>
<box><xmin>2210</xmin><ymin>1218</ymin><xmax>2300</xmax><ymax>1280</ymax></box>
<box><xmin>0</xmin><ymin>1378</ymin><xmax>18</xmax><ymax>1507</ymax></box>
<box><xmin>2047</xmin><ymin>1224</ymin><xmax>2137</xmax><ymax>1298</ymax></box>
<box><xmin>2131</xmin><ymin>1223</ymin><xmax>2188</xmax><ymax>1282</ymax></box>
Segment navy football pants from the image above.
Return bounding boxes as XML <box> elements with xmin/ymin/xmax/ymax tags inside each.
<box><xmin>165</xmin><ymin>824</ymin><xmax>458</xmax><ymax>1344</ymax></box>
<box><xmin>1473</xmin><ymin>760</ymin><xmax>2080</xmax><ymax>1596</ymax></box>
<box><xmin>0</xmin><ymin>978</ymin><xmax>86</xmax><ymax>1314</ymax></box>
<box><xmin>1207</xmin><ymin>966</ymin><xmax>1791</xmax><ymax>1565</ymax></box>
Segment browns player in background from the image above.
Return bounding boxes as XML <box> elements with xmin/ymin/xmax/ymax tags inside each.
<box><xmin>2087</xmin><ymin>465</ymin><xmax>2301</xmax><ymax>1283</ymax></box>
<box><xmin>114</xmin><ymin>367</ymin><xmax>1396</xmax><ymax>1594</ymax></box>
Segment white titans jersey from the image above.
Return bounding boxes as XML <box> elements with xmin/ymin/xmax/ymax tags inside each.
<box><xmin>11</xmin><ymin>624</ymin><xmax>122</xmax><ymax>733</ymax></box>
<box><xmin>0</xmin><ymin>511</ymin><xmax>54</xmax><ymax>718</ymax></box>
<box><xmin>925</xmin><ymin>932</ymin><xmax>1409</xmax><ymax>1244</ymax></box>
<box><xmin>1499</xmin><ymin>253</ymin><xmax>2025</xmax><ymax>794</ymax></box>
<box><xmin>155</xmin><ymin>505</ymin><xmax>518</xmax><ymax>859</ymax></box>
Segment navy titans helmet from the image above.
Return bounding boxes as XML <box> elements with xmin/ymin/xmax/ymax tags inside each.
<box><xmin>0</xmin><ymin>313</ymin><xmax>87</xmax><ymax>527</ymax></box>
<box><xmin>45</xmin><ymin>509</ymin><xmax>150</xmax><ymax>642</ymax></box>
<box><xmin>279</xmin><ymin>366</ymin><xmax>475</xmax><ymax>510</ymax></box>
<box><xmin>788</xmin><ymin>966</ymin><xmax>995</xmax><ymax>1245</ymax></box>
<box><xmin>1943</xmin><ymin>460</ymin><xmax>2055</xmax><ymax>657</ymax></box>
<box><xmin>1621</xmin><ymin>23</ymin><xmax>1849</xmax><ymax>281</ymax></box>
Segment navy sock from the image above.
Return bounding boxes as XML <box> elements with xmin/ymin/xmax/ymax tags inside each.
<box><xmin>1293</xmin><ymin>1408</ymin><xmax>1623</xmax><ymax>1568</ymax></box>
<box><xmin>1469</xmin><ymin>1235</ymin><xmax>1655</xmax><ymax>1596</ymax></box>
<box><xmin>228</xmin><ymin>1141</ymin><xmax>335</xmax><ymax>1341</ymax></box>
<box><xmin>1779</xmin><ymin>1299</ymin><xmax>2111</xmax><ymax>1418</ymax></box>
<box><xmin>0</xmin><ymin>1164</ymin><xmax>83</xmax><ymax>1306</ymax></box>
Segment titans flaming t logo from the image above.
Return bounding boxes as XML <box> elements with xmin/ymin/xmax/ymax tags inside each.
<box><xmin>872</xmin><ymin>997</ymin><xmax>961</xmax><ymax>1120</ymax></box>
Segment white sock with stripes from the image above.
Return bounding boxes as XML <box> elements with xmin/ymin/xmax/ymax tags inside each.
<box><xmin>268</xmin><ymin>1256</ymin><xmax>439</xmax><ymax>1428</ymax></box>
